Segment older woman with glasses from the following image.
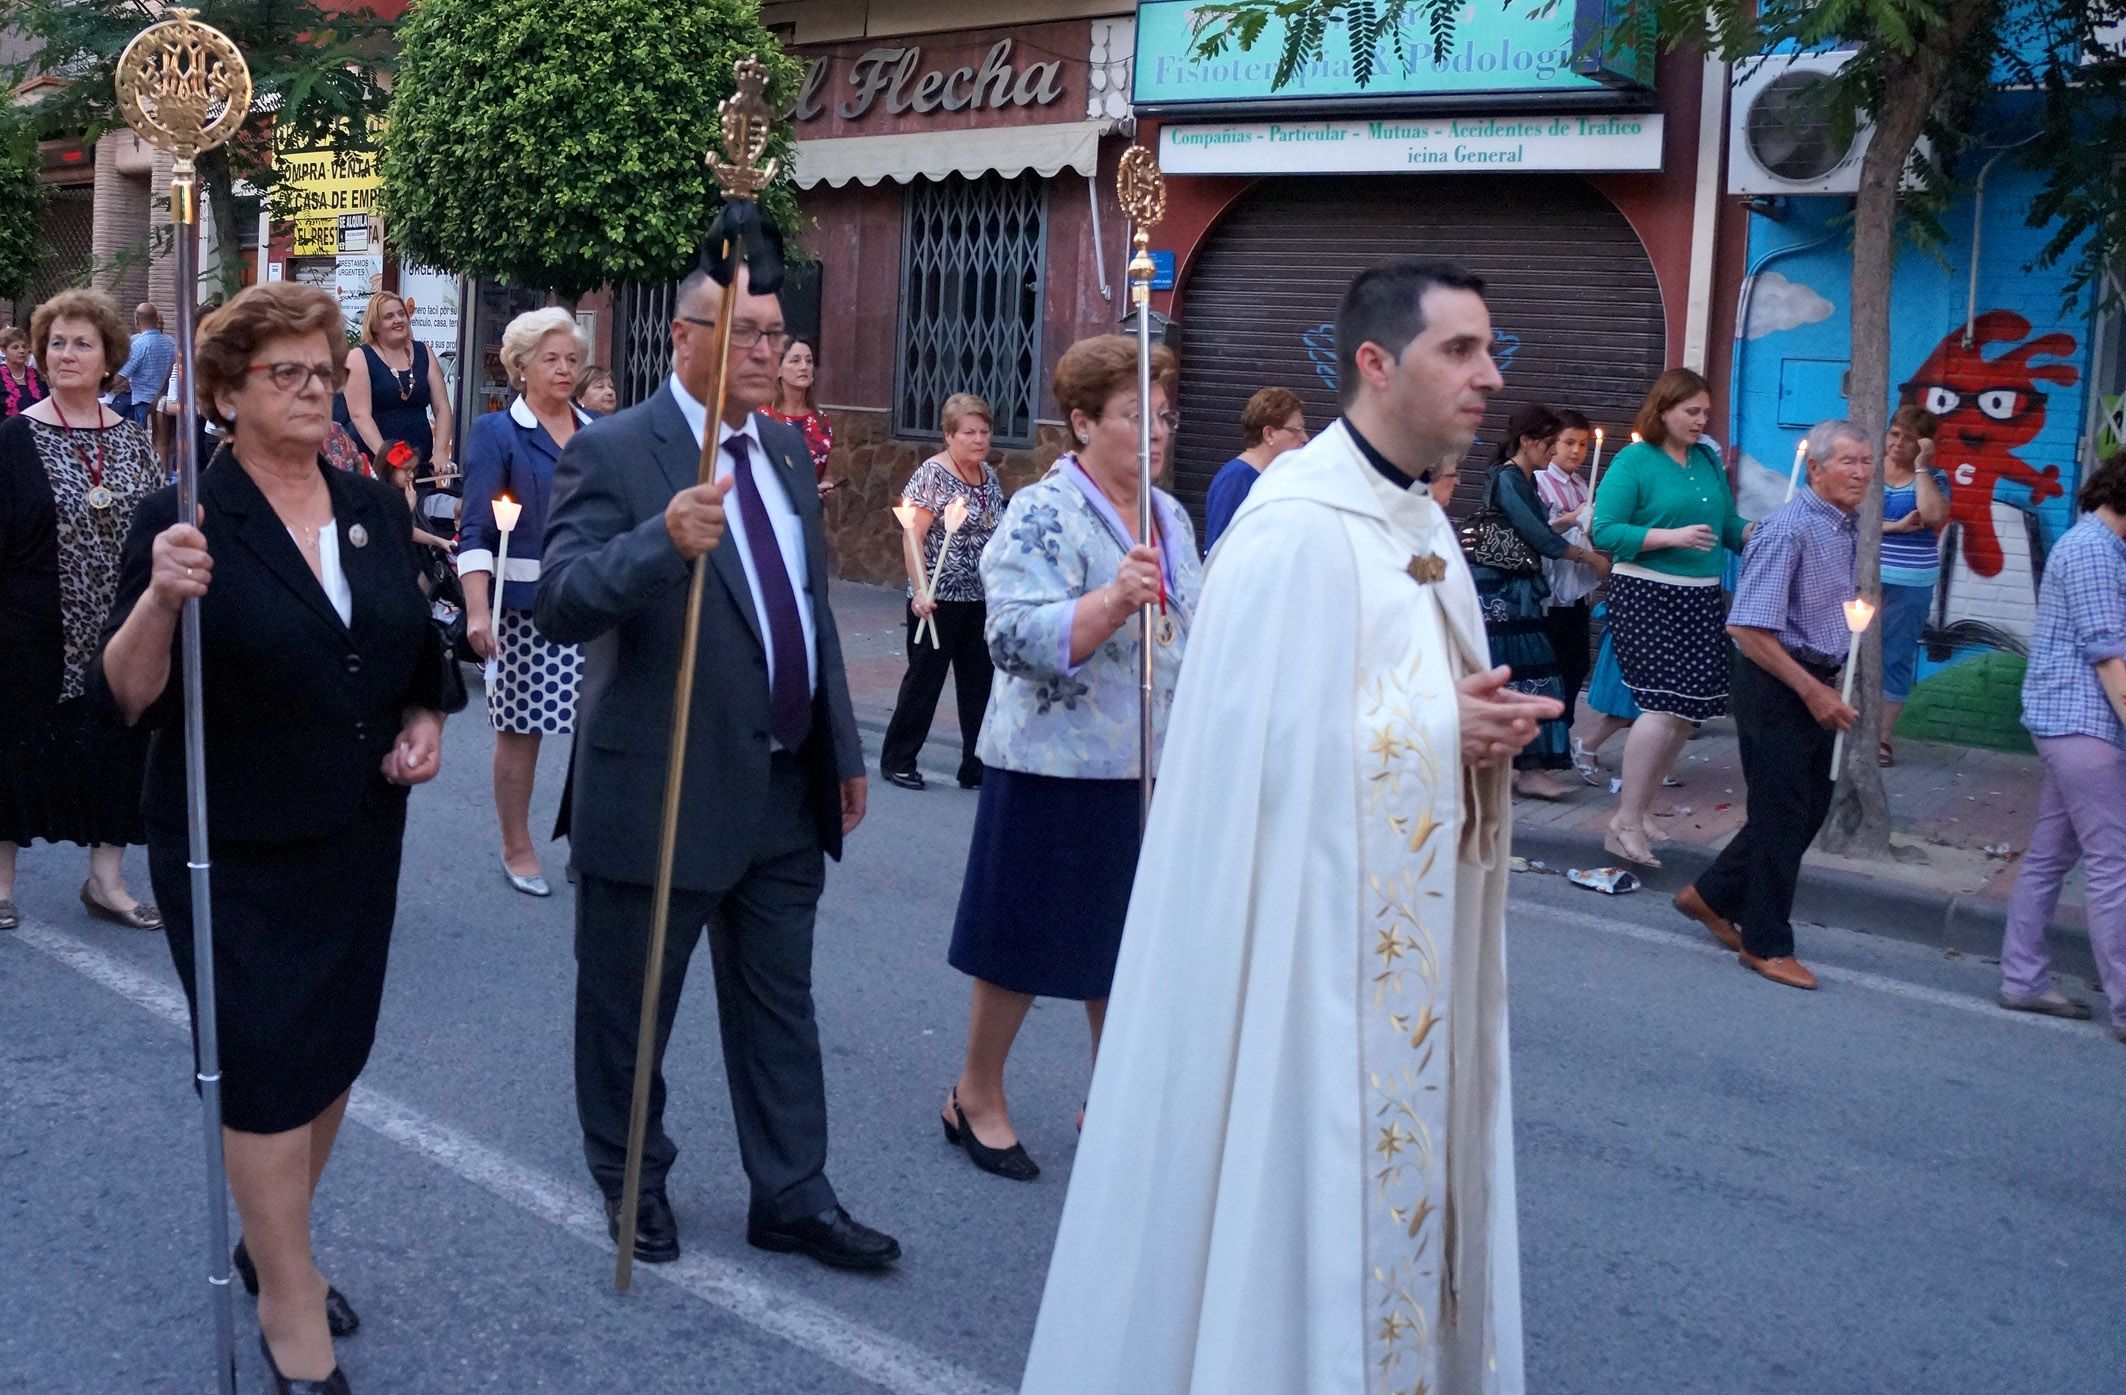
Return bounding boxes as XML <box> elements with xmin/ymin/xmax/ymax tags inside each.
<box><xmin>460</xmin><ymin>308</ymin><xmax>593</xmax><ymax>897</ymax></box>
<box><xmin>98</xmin><ymin>282</ymin><xmax>454</xmax><ymax>1393</ymax></box>
<box><xmin>1203</xmin><ymin>386</ymin><xmax>1307</xmax><ymax>551</ymax></box>
<box><xmin>938</xmin><ymin>334</ymin><xmax>1201</xmax><ymax>1182</ymax></box>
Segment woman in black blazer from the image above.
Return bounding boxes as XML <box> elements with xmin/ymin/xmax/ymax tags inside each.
<box><xmin>99</xmin><ymin>284</ymin><xmax>453</xmax><ymax>1395</ymax></box>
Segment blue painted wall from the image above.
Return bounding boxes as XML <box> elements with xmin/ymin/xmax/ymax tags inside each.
<box><xmin>1730</xmin><ymin>106</ymin><xmax>2100</xmax><ymax>749</ymax></box>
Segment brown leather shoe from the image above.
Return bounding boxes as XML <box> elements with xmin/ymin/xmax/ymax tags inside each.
<box><xmin>1672</xmin><ymin>885</ymin><xmax>1742</xmax><ymax>953</ymax></box>
<box><xmin>1740</xmin><ymin>952</ymin><xmax>1818</xmax><ymax>990</ymax></box>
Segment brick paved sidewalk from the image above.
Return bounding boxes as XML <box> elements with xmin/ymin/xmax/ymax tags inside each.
<box><xmin>829</xmin><ymin>579</ymin><xmax>2087</xmax><ymax>961</ymax></box>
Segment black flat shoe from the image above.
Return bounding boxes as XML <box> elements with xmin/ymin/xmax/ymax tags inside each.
<box><xmin>882</xmin><ymin>768</ymin><xmax>925</xmax><ymax>791</ymax></box>
<box><xmin>605</xmin><ymin>1188</ymin><xmax>681</xmax><ymax>1264</ymax></box>
<box><xmin>258</xmin><ymin>1332</ymin><xmax>351</xmax><ymax>1395</ymax></box>
<box><xmin>747</xmin><ymin>1205</ymin><xmax>901</xmax><ymax>1271</ymax></box>
<box><xmin>957</xmin><ymin>762</ymin><xmax>983</xmax><ymax>790</ymax></box>
<box><xmin>941</xmin><ymin>1092</ymin><xmax>1039</xmax><ymax>1181</ymax></box>
<box><xmin>234</xmin><ymin>1240</ymin><xmax>360</xmax><ymax>1338</ymax></box>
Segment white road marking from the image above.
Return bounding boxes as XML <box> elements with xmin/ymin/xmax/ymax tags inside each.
<box><xmin>1524</xmin><ymin>898</ymin><xmax>2101</xmax><ymax>1039</ymax></box>
<box><xmin>10</xmin><ymin>921</ymin><xmax>1011</xmax><ymax>1395</ymax></box>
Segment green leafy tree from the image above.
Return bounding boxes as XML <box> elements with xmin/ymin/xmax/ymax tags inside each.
<box><xmin>380</xmin><ymin>0</ymin><xmax>803</xmax><ymax>302</ymax></box>
<box><xmin>0</xmin><ymin>113</ymin><xmax>44</xmax><ymax>303</ymax></box>
<box><xmin>1189</xmin><ymin>0</ymin><xmax>2126</xmax><ymax>853</ymax></box>
<box><xmin>5</xmin><ymin>0</ymin><xmax>393</xmax><ymax>296</ymax></box>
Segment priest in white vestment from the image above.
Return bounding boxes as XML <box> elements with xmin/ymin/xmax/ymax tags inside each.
<box><xmin>1020</xmin><ymin>260</ymin><xmax>1560</xmax><ymax>1395</ymax></box>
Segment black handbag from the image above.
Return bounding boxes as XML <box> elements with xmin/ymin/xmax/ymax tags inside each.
<box><xmin>1458</xmin><ymin>467</ymin><xmax>1544</xmax><ymax>575</ymax></box>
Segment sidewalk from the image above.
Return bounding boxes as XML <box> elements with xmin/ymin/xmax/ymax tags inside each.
<box><xmin>828</xmin><ymin>581</ymin><xmax>2095</xmax><ymax>978</ymax></box>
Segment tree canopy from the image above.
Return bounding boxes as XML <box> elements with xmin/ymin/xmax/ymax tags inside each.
<box><xmin>0</xmin><ymin>114</ymin><xmax>43</xmax><ymax>303</ymax></box>
<box><xmin>5</xmin><ymin>0</ymin><xmax>393</xmax><ymax>293</ymax></box>
<box><xmin>380</xmin><ymin>0</ymin><xmax>804</xmax><ymax>301</ymax></box>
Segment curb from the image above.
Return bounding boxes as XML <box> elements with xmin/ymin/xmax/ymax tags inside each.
<box><xmin>1510</xmin><ymin>824</ymin><xmax>2098</xmax><ymax>982</ymax></box>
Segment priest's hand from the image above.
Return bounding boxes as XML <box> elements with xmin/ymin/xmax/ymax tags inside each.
<box><xmin>1456</xmin><ymin>665</ymin><xmax>1563</xmax><ymax>767</ymax></box>
<box><xmin>840</xmin><ymin>775</ymin><xmax>868</xmax><ymax>835</ymax></box>
<box><xmin>666</xmin><ymin>476</ymin><xmax>737</xmax><ymax>559</ymax></box>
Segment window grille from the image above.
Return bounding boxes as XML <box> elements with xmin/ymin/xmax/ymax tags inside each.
<box><xmin>894</xmin><ymin>173</ymin><xmax>1047</xmax><ymax>447</ymax></box>
<box><xmin>614</xmin><ymin>278</ymin><xmax>678</xmax><ymax>409</ymax></box>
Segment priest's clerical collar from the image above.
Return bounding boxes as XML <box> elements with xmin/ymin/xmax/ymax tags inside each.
<box><xmin>1342</xmin><ymin>418</ymin><xmax>1429</xmax><ymax>490</ymax></box>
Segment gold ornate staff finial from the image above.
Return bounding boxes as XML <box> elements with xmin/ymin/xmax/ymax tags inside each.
<box><xmin>114</xmin><ymin>8</ymin><xmax>253</xmax><ymax>227</ymax></box>
<box><xmin>1116</xmin><ymin>145</ymin><xmax>1167</xmax><ymax>308</ymax></box>
<box><xmin>707</xmin><ymin>54</ymin><xmax>780</xmax><ymax>198</ymax></box>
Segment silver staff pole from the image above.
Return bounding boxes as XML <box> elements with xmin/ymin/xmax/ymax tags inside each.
<box><xmin>115</xmin><ymin>12</ymin><xmax>252</xmax><ymax>1391</ymax></box>
<box><xmin>1116</xmin><ymin>147</ymin><xmax>1168</xmax><ymax>827</ymax></box>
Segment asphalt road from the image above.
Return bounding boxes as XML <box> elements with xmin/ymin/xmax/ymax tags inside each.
<box><xmin>3</xmin><ymin>709</ymin><xmax>2121</xmax><ymax>1395</ymax></box>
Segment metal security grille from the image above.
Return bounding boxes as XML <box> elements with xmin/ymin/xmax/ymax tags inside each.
<box><xmin>1172</xmin><ymin>175</ymin><xmax>1668</xmax><ymax>526</ymax></box>
<box><xmin>614</xmin><ymin>279</ymin><xmax>678</xmax><ymax>408</ymax></box>
<box><xmin>10</xmin><ymin>185</ymin><xmax>94</xmax><ymax>325</ymax></box>
<box><xmin>895</xmin><ymin>173</ymin><xmax>1047</xmax><ymax>447</ymax></box>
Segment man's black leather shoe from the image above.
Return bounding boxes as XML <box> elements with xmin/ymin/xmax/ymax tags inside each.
<box><xmin>606</xmin><ymin>1189</ymin><xmax>681</xmax><ymax>1264</ymax></box>
<box><xmin>883</xmin><ymin>769</ymin><xmax>925</xmax><ymax>791</ymax></box>
<box><xmin>747</xmin><ymin>1206</ymin><xmax>901</xmax><ymax>1271</ymax></box>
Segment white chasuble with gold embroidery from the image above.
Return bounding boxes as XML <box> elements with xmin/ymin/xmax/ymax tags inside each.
<box><xmin>1021</xmin><ymin>422</ymin><xmax>1523</xmax><ymax>1395</ymax></box>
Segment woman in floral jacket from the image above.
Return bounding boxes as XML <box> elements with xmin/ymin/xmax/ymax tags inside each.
<box><xmin>936</xmin><ymin>335</ymin><xmax>1201</xmax><ymax>1184</ymax></box>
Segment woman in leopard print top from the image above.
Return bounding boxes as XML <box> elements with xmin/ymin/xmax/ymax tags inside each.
<box><xmin>0</xmin><ymin>290</ymin><xmax>162</xmax><ymax>933</ymax></box>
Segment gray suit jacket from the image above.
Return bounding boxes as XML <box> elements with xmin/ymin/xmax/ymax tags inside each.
<box><xmin>536</xmin><ymin>385</ymin><xmax>862</xmax><ymax>893</ymax></box>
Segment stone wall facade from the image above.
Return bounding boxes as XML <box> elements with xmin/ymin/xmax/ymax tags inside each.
<box><xmin>819</xmin><ymin>407</ymin><xmax>1070</xmax><ymax>585</ymax></box>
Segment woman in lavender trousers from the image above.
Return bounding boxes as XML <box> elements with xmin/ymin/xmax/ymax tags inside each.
<box><xmin>1998</xmin><ymin>450</ymin><xmax>2126</xmax><ymax>1041</ymax></box>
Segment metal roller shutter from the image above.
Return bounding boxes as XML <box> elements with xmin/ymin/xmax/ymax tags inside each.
<box><xmin>1172</xmin><ymin>175</ymin><xmax>1668</xmax><ymax>525</ymax></box>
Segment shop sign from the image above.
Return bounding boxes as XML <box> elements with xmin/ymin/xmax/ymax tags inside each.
<box><xmin>337</xmin><ymin>214</ymin><xmax>370</xmax><ymax>254</ymax></box>
<box><xmin>796</xmin><ymin>37</ymin><xmax>1065</xmax><ymax>123</ymax></box>
<box><xmin>1160</xmin><ymin>112</ymin><xmax>1665</xmax><ymax>174</ymax></box>
<box><xmin>291</xmin><ymin>219</ymin><xmax>337</xmax><ymax>257</ymax></box>
<box><xmin>335</xmin><ymin>254</ymin><xmax>383</xmax><ymax>326</ymax></box>
<box><xmin>1133</xmin><ymin>0</ymin><xmax>1653</xmax><ymax>112</ymax></box>
<box><xmin>398</xmin><ymin>261</ymin><xmax>461</xmax><ymax>355</ymax></box>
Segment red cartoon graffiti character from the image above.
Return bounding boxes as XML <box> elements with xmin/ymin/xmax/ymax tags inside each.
<box><xmin>1899</xmin><ymin>311</ymin><xmax>2078</xmax><ymax>578</ymax></box>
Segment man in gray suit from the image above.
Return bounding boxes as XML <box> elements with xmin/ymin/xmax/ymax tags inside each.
<box><xmin>536</xmin><ymin>266</ymin><xmax>897</xmax><ymax>1271</ymax></box>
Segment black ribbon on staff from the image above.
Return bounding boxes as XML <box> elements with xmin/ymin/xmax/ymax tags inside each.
<box><xmin>699</xmin><ymin>198</ymin><xmax>785</xmax><ymax>294</ymax></box>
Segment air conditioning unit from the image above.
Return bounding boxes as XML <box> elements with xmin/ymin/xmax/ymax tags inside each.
<box><xmin>1728</xmin><ymin>51</ymin><xmax>1873</xmax><ymax>197</ymax></box>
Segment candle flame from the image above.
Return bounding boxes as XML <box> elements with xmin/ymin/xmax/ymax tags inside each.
<box><xmin>943</xmin><ymin>496</ymin><xmax>970</xmax><ymax>533</ymax></box>
<box><xmin>492</xmin><ymin>494</ymin><xmax>522</xmax><ymax>532</ymax></box>
<box><xmin>1843</xmin><ymin>597</ymin><xmax>1876</xmax><ymax>631</ymax></box>
<box><xmin>1630</xmin><ymin>431</ymin><xmax>1642</xmax><ymax>443</ymax></box>
<box><xmin>1593</xmin><ymin>426</ymin><xmax>1604</xmax><ymax>442</ymax></box>
<box><xmin>891</xmin><ymin>503</ymin><xmax>921</xmax><ymax>533</ymax></box>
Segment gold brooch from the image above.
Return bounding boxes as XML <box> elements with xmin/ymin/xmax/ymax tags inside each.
<box><xmin>1407</xmin><ymin>553</ymin><xmax>1447</xmax><ymax>584</ymax></box>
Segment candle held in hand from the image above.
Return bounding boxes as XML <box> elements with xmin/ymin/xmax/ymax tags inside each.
<box><xmin>1828</xmin><ymin>597</ymin><xmax>1877</xmax><ymax>780</ymax></box>
<box><xmin>892</xmin><ymin>502</ymin><xmax>940</xmax><ymax>648</ymax></box>
<box><xmin>1785</xmin><ymin>438</ymin><xmax>1808</xmax><ymax>503</ymax></box>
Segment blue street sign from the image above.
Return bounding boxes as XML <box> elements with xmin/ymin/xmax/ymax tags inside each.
<box><xmin>1150</xmin><ymin>250</ymin><xmax>1176</xmax><ymax>291</ymax></box>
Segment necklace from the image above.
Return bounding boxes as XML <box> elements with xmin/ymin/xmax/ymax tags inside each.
<box><xmin>51</xmin><ymin>397</ymin><xmax>112</xmax><ymax>510</ymax></box>
<box><xmin>378</xmin><ymin>344</ymin><xmax>415</xmax><ymax>401</ymax></box>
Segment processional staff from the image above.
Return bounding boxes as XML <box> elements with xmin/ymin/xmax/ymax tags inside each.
<box><xmin>113</xmin><ymin>10</ymin><xmax>254</xmax><ymax>1392</ymax></box>
<box><xmin>612</xmin><ymin>55</ymin><xmax>787</xmax><ymax>1294</ymax></box>
<box><xmin>1116</xmin><ymin>146</ymin><xmax>1169</xmax><ymax>828</ymax></box>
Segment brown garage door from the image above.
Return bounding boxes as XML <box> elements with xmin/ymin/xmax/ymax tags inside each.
<box><xmin>1172</xmin><ymin>175</ymin><xmax>1668</xmax><ymax>525</ymax></box>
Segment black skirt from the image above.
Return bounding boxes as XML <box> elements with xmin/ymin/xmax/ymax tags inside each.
<box><xmin>1604</xmin><ymin>572</ymin><xmax>1733</xmax><ymax>722</ymax></box>
<box><xmin>949</xmin><ymin>768</ymin><xmax>1142</xmax><ymax>1001</ymax></box>
<box><xmin>153</xmin><ymin>790</ymin><xmax>408</xmax><ymax>1135</ymax></box>
<box><xmin>0</xmin><ymin>695</ymin><xmax>147</xmax><ymax>847</ymax></box>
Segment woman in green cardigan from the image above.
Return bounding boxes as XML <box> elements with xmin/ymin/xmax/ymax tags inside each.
<box><xmin>1589</xmin><ymin>368</ymin><xmax>1749</xmax><ymax>867</ymax></box>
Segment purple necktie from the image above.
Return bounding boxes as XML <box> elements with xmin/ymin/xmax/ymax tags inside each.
<box><xmin>726</xmin><ymin>434</ymin><xmax>812</xmax><ymax>752</ymax></box>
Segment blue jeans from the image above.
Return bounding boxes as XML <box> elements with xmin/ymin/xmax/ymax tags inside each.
<box><xmin>1880</xmin><ymin>581</ymin><xmax>1933</xmax><ymax>702</ymax></box>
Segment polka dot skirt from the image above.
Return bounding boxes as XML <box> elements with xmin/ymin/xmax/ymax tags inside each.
<box><xmin>1603</xmin><ymin>572</ymin><xmax>1731</xmax><ymax>722</ymax></box>
<box><xmin>486</xmin><ymin>606</ymin><xmax>582</xmax><ymax>736</ymax></box>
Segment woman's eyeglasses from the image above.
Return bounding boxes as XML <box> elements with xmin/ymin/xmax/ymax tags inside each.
<box><xmin>247</xmin><ymin>361</ymin><xmax>345</xmax><ymax>392</ymax></box>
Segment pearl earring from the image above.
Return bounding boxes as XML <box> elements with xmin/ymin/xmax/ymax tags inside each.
<box><xmin>1077</xmin><ymin>432</ymin><xmax>1090</xmax><ymax>445</ymax></box>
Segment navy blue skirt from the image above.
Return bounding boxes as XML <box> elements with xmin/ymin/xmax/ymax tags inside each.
<box><xmin>949</xmin><ymin>768</ymin><xmax>1142</xmax><ymax>1001</ymax></box>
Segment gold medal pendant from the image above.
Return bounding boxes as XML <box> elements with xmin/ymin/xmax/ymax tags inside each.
<box><xmin>85</xmin><ymin>484</ymin><xmax>115</xmax><ymax>511</ymax></box>
<box><xmin>1155</xmin><ymin>613</ymin><xmax>1178</xmax><ymax>647</ymax></box>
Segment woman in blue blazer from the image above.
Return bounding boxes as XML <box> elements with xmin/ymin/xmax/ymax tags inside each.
<box><xmin>459</xmin><ymin>308</ymin><xmax>593</xmax><ymax>897</ymax></box>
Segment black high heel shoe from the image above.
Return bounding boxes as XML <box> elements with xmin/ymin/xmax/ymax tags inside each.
<box><xmin>234</xmin><ymin>1239</ymin><xmax>361</xmax><ymax>1337</ymax></box>
<box><xmin>940</xmin><ymin>1090</ymin><xmax>1039</xmax><ymax>1181</ymax></box>
<box><xmin>258</xmin><ymin>1332</ymin><xmax>351</xmax><ymax>1394</ymax></box>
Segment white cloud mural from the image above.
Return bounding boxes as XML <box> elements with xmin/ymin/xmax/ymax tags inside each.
<box><xmin>1734</xmin><ymin>450</ymin><xmax>1797</xmax><ymax>520</ymax></box>
<box><xmin>1745</xmin><ymin>271</ymin><xmax>1837</xmax><ymax>340</ymax></box>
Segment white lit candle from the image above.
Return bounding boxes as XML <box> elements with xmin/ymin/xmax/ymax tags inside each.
<box><xmin>1829</xmin><ymin>596</ymin><xmax>1877</xmax><ymax>780</ymax></box>
<box><xmin>891</xmin><ymin>503</ymin><xmax>940</xmax><ymax>648</ymax></box>
<box><xmin>490</xmin><ymin>494</ymin><xmax>521</xmax><ymax>645</ymax></box>
<box><xmin>1785</xmin><ymin>438</ymin><xmax>1808</xmax><ymax>502</ymax></box>
<box><xmin>1585</xmin><ymin>425</ymin><xmax>1607</xmax><ymax>507</ymax></box>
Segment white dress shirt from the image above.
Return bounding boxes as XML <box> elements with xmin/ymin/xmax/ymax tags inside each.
<box><xmin>667</xmin><ymin>374</ymin><xmax>819</xmax><ymax>708</ymax></box>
